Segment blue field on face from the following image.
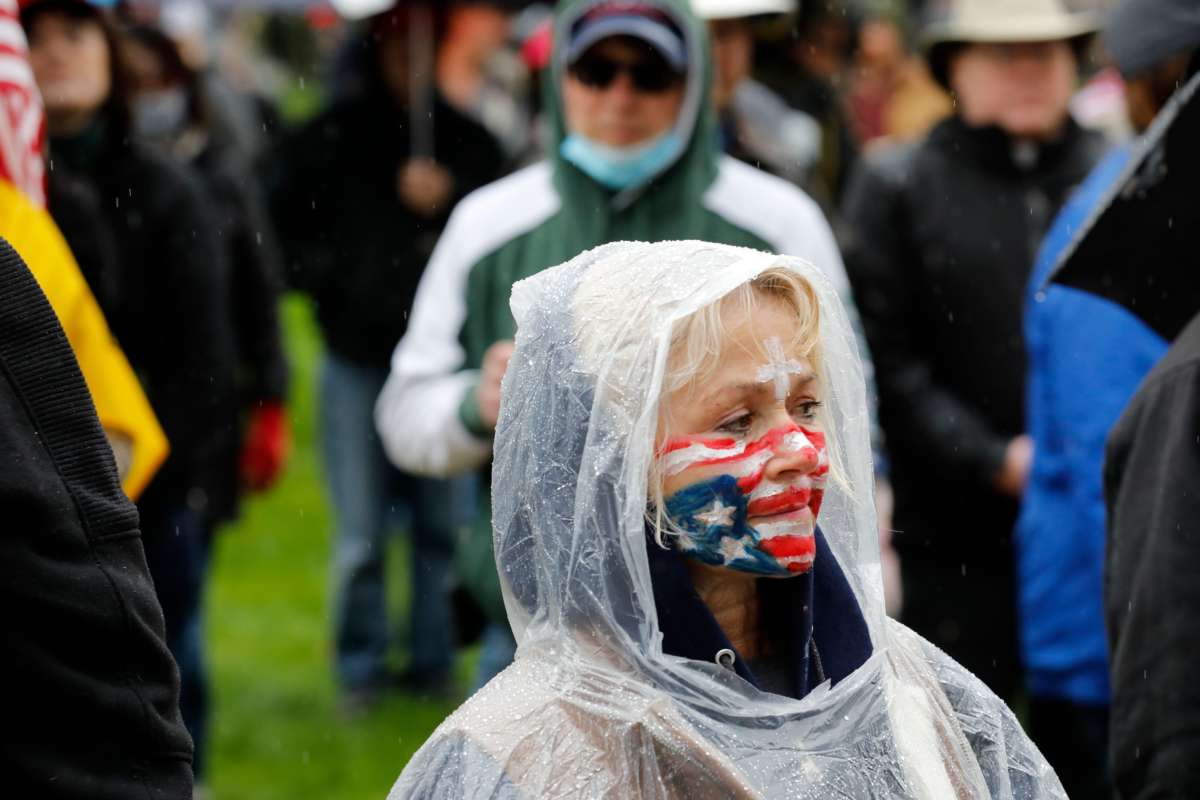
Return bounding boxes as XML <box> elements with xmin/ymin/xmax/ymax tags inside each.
<box><xmin>663</xmin><ymin>474</ymin><xmax>788</xmax><ymax>575</ymax></box>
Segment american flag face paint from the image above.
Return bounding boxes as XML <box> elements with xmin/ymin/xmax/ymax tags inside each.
<box><xmin>659</xmin><ymin>423</ymin><xmax>828</xmax><ymax>576</ymax></box>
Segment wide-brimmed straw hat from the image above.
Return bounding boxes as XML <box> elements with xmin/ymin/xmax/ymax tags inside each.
<box><xmin>921</xmin><ymin>0</ymin><xmax>1100</xmax><ymax>88</ymax></box>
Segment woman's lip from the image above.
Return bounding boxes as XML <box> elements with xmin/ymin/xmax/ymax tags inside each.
<box><xmin>746</xmin><ymin>487</ymin><xmax>811</xmax><ymax>518</ymax></box>
<box><xmin>757</xmin><ymin>534</ymin><xmax>815</xmax><ymax>561</ymax></box>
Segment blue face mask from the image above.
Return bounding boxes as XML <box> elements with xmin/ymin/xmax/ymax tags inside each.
<box><xmin>560</xmin><ymin>131</ymin><xmax>681</xmax><ymax>191</ymax></box>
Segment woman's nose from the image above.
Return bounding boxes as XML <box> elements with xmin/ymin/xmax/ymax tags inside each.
<box><xmin>762</xmin><ymin>428</ymin><xmax>820</xmax><ymax>483</ymax></box>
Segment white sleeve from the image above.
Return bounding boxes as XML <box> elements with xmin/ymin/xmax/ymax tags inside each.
<box><xmin>375</xmin><ymin>208</ymin><xmax>494</xmax><ymax>478</ymax></box>
<box><xmin>376</xmin><ymin>163</ymin><xmax>560</xmax><ymax>477</ymax></box>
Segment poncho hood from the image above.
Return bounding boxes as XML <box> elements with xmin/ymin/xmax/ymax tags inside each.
<box><xmin>391</xmin><ymin>241</ymin><xmax>1067</xmax><ymax>799</ymax></box>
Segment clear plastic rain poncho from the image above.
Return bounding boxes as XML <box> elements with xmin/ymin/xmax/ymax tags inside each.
<box><xmin>390</xmin><ymin>241</ymin><xmax>1064</xmax><ymax>799</ymax></box>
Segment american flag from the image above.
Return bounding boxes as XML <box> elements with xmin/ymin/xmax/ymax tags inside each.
<box><xmin>0</xmin><ymin>0</ymin><xmax>44</xmax><ymax>207</ymax></box>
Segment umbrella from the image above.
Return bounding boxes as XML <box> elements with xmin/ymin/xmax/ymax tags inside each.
<box><xmin>1046</xmin><ymin>67</ymin><xmax>1200</xmax><ymax>341</ymax></box>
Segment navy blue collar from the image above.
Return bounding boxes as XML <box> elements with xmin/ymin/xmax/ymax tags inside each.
<box><xmin>647</xmin><ymin>526</ymin><xmax>873</xmax><ymax>699</ymax></box>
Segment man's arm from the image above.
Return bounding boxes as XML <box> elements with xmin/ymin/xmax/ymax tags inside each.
<box><xmin>375</xmin><ymin>204</ymin><xmax>494</xmax><ymax>477</ymax></box>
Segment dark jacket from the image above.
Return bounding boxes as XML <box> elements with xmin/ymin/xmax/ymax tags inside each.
<box><xmin>841</xmin><ymin>116</ymin><xmax>1106</xmax><ymax>564</ymax></box>
<box><xmin>47</xmin><ymin>168</ymin><xmax>123</xmax><ymax>314</ymax></box>
<box><xmin>649</xmin><ymin>527</ymin><xmax>872</xmax><ymax>700</ymax></box>
<box><xmin>0</xmin><ymin>238</ymin><xmax>193</xmax><ymax>798</ymax></box>
<box><xmin>270</xmin><ymin>88</ymin><xmax>502</xmax><ymax>368</ymax></box>
<box><xmin>48</xmin><ymin>119</ymin><xmax>238</xmax><ymax>524</ymax></box>
<box><xmin>194</xmin><ymin>141</ymin><xmax>288</xmax><ymax>405</ymax></box>
<box><xmin>1104</xmin><ymin>309</ymin><xmax>1200</xmax><ymax>799</ymax></box>
<box><xmin>190</xmin><ymin>139</ymin><xmax>289</xmax><ymax>520</ymax></box>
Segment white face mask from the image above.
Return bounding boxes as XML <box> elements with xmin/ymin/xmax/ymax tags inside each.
<box><xmin>133</xmin><ymin>88</ymin><xmax>188</xmax><ymax>140</ymax></box>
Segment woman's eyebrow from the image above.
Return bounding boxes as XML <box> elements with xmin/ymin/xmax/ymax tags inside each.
<box><xmin>702</xmin><ymin>372</ymin><xmax>816</xmax><ymax>407</ymax></box>
<box><xmin>702</xmin><ymin>382</ymin><xmax>758</xmax><ymax>406</ymax></box>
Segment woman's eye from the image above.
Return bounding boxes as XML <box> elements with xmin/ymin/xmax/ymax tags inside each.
<box><xmin>715</xmin><ymin>413</ymin><xmax>752</xmax><ymax>434</ymax></box>
<box><xmin>791</xmin><ymin>400</ymin><xmax>822</xmax><ymax>422</ymax></box>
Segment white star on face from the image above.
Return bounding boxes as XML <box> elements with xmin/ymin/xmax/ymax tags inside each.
<box><xmin>719</xmin><ymin>536</ymin><xmax>755</xmax><ymax>564</ymax></box>
<box><xmin>694</xmin><ymin>500</ymin><xmax>736</xmax><ymax>528</ymax></box>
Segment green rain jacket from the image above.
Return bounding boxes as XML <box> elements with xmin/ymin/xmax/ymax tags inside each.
<box><xmin>376</xmin><ymin>0</ymin><xmax>859</xmax><ymax>621</ymax></box>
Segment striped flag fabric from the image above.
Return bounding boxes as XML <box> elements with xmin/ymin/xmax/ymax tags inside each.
<box><xmin>0</xmin><ymin>0</ymin><xmax>44</xmax><ymax>205</ymax></box>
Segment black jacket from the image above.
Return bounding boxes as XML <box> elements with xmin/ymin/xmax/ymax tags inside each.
<box><xmin>190</xmin><ymin>139</ymin><xmax>289</xmax><ymax>520</ymax></box>
<box><xmin>48</xmin><ymin>168</ymin><xmax>123</xmax><ymax>314</ymax></box>
<box><xmin>1104</xmin><ymin>309</ymin><xmax>1200</xmax><ymax>799</ymax></box>
<box><xmin>49</xmin><ymin>119</ymin><xmax>238</xmax><ymax>523</ymax></box>
<box><xmin>194</xmin><ymin>140</ymin><xmax>288</xmax><ymax>405</ymax></box>
<box><xmin>0</xmin><ymin>238</ymin><xmax>193</xmax><ymax>798</ymax></box>
<box><xmin>270</xmin><ymin>89</ymin><xmax>502</xmax><ymax>368</ymax></box>
<box><xmin>842</xmin><ymin>117</ymin><xmax>1105</xmax><ymax>563</ymax></box>
<box><xmin>649</xmin><ymin>527</ymin><xmax>872</xmax><ymax>700</ymax></box>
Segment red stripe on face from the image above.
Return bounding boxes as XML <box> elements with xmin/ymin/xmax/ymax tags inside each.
<box><xmin>746</xmin><ymin>486</ymin><xmax>812</xmax><ymax>517</ymax></box>
<box><xmin>737</xmin><ymin>466</ymin><xmax>766</xmax><ymax>493</ymax></box>
<box><xmin>681</xmin><ymin>424</ymin><xmax>803</xmax><ymax>469</ymax></box>
<box><xmin>657</xmin><ymin>436</ymin><xmax>739</xmax><ymax>456</ymax></box>
<box><xmin>810</xmin><ymin>488</ymin><xmax>824</xmax><ymax>517</ymax></box>
<box><xmin>758</xmin><ymin>534</ymin><xmax>816</xmax><ymax>559</ymax></box>
<box><xmin>670</xmin><ymin>425</ymin><xmax>827</xmax><ymax>495</ymax></box>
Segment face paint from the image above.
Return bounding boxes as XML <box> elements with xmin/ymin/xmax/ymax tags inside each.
<box><xmin>660</xmin><ymin>424</ymin><xmax>828</xmax><ymax>576</ymax></box>
<box><xmin>756</xmin><ymin>336</ymin><xmax>808</xmax><ymax>403</ymax></box>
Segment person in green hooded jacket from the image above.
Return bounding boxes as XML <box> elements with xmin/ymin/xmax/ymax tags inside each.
<box><xmin>375</xmin><ymin>0</ymin><xmax>871</xmax><ymax>685</ymax></box>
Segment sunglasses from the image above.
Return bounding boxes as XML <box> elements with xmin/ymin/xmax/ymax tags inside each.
<box><xmin>568</xmin><ymin>53</ymin><xmax>682</xmax><ymax>93</ymax></box>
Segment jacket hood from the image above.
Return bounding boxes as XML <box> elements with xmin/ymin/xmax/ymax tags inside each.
<box><xmin>547</xmin><ymin>0</ymin><xmax>718</xmax><ymax>209</ymax></box>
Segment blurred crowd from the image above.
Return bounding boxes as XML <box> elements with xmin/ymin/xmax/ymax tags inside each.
<box><xmin>3</xmin><ymin>0</ymin><xmax>1199</xmax><ymax>798</ymax></box>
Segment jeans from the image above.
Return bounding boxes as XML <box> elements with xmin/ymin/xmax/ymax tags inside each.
<box><xmin>321</xmin><ymin>353</ymin><xmax>475</xmax><ymax>691</ymax></box>
<box><xmin>141</xmin><ymin>505</ymin><xmax>212</xmax><ymax>778</ymax></box>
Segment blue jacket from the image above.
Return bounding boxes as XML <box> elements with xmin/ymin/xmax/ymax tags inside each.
<box><xmin>1017</xmin><ymin>145</ymin><xmax>1167</xmax><ymax>705</ymax></box>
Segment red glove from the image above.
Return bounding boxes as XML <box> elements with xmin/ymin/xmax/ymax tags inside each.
<box><xmin>239</xmin><ymin>401</ymin><xmax>290</xmax><ymax>493</ymax></box>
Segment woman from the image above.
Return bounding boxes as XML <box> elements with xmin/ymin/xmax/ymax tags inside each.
<box><xmin>23</xmin><ymin>0</ymin><xmax>237</xmax><ymax>782</ymax></box>
<box><xmin>390</xmin><ymin>241</ymin><xmax>1063</xmax><ymax>798</ymax></box>
<box><xmin>121</xmin><ymin>23</ymin><xmax>291</xmax><ymax>504</ymax></box>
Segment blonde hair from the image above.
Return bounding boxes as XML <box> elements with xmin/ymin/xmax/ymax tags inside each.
<box><xmin>647</xmin><ymin>265</ymin><xmax>834</xmax><ymax>546</ymax></box>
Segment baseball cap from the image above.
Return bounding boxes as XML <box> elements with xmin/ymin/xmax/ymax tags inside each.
<box><xmin>567</xmin><ymin>2</ymin><xmax>688</xmax><ymax>71</ymax></box>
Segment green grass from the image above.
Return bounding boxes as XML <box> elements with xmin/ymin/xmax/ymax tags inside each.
<box><xmin>207</xmin><ymin>295</ymin><xmax>470</xmax><ymax>800</ymax></box>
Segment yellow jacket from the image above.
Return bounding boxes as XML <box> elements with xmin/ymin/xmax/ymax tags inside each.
<box><xmin>0</xmin><ymin>179</ymin><xmax>168</xmax><ymax>499</ymax></box>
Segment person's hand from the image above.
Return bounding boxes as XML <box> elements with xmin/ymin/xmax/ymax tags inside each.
<box><xmin>397</xmin><ymin>158</ymin><xmax>455</xmax><ymax>218</ymax></box>
<box><xmin>994</xmin><ymin>434</ymin><xmax>1033</xmax><ymax>498</ymax></box>
<box><xmin>477</xmin><ymin>340</ymin><xmax>514</xmax><ymax>431</ymax></box>
<box><xmin>239</xmin><ymin>401</ymin><xmax>290</xmax><ymax>493</ymax></box>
